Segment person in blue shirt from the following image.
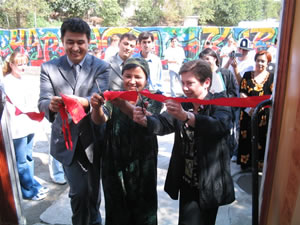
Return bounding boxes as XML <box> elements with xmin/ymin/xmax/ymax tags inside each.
<box><xmin>133</xmin><ymin>31</ymin><xmax>164</xmax><ymax>93</ymax></box>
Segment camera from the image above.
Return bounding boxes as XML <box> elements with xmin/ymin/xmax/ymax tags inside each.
<box><xmin>229</xmin><ymin>50</ymin><xmax>243</xmax><ymax>58</ymax></box>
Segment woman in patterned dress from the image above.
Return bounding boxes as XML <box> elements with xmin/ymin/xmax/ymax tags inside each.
<box><xmin>237</xmin><ymin>50</ymin><xmax>274</xmax><ymax>170</ymax></box>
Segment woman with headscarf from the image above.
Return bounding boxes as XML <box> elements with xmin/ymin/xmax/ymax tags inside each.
<box><xmin>91</xmin><ymin>57</ymin><xmax>162</xmax><ymax>225</ymax></box>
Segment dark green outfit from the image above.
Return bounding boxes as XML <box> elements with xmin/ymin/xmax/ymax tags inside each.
<box><xmin>102</xmin><ymin>97</ymin><xmax>162</xmax><ymax>225</ymax></box>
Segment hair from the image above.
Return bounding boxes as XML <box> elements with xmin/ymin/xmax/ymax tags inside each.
<box><xmin>119</xmin><ymin>33</ymin><xmax>137</xmax><ymax>43</ymax></box>
<box><xmin>2</xmin><ymin>51</ymin><xmax>28</xmax><ymax>76</ymax></box>
<box><xmin>179</xmin><ymin>59</ymin><xmax>212</xmax><ymax>88</ymax></box>
<box><xmin>138</xmin><ymin>32</ymin><xmax>154</xmax><ymax>43</ymax></box>
<box><xmin>170</xmin><ymin>37</ymin><xmax>178</xmax><ymax>42</ymax></box>
<box><xmin>198</xmin><ymin>48</ymin><xmax>220</xmax><ymax>67</ymax></box>
<box><xmin>111</xmin><ymin>33</ymin><xmax>121</xmax><ymax>40</ymax></box>
<box><xmin>108</xmin><ymin>33</ymin><xmax>121</xmax><ymax>45</ymax></box>
<box><xmin>61</xmin><ymin>18</ymin><xmax>91</xmax><ymax>41</ymax></box>
<box><xmin>254</xmin><ymin>50</ymin><xmax>272</xmax><ymax>63</ymax></box>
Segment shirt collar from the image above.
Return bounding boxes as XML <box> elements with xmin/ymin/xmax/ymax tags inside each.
<box><xmin>67</xmin><ymin>54</ymin><xmax>87</xmax><ymax>68</ymax></box>
<box><xmin>138</xmin><ymin>51</ymin><xmax>153</xmax><ymax>62</ymax></box>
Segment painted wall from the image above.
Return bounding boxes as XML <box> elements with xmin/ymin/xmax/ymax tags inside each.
<box><xmin>0</xmin><ymin>26</ymin><xmax>278</xmax><ymax>66</ymax></box>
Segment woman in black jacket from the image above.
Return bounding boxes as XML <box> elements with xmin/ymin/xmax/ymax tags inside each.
<box><xmin>133</xmin><ymin>59</ymin><xmax>235</xmax><ymax>225</ymax></box>
<box><xmin>199</xmin><ymin>48</ymin><xmax>240</xmax><ymax>159</ymax></box>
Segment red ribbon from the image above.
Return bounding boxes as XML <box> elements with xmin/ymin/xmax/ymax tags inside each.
<box><xmin>59</xmin><ymin>107</ymin><xmax>73</xmax><ymax>150</ymax></box>
<box><xmin>60</xmin><ymin>94</ymin><xmax>86</xmax><ymax>124</ymax></box>
<box><xmin>5</xmin><ymin>96</ymin><xmax>45</xmax><ymax>122</ymax></box>
<box><xmin>57</xmin><ymin>90</ymin><xmax>271</xmax><ymax>150</ymax></box>
<box><xmin>59</xmin><ymin>94</ymin><xmax>87</xmax><ymax>150</ymax></box>
<box><xmin>103</xmin><ymin>90</ymin><xmax>272</xmax><ymax>108</ymax></box>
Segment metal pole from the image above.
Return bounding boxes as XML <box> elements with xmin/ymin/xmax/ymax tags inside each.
<box><xmin>251</xmin><ymin>98</ymin><xmax>272</xmax><ymax>225</ymax></box>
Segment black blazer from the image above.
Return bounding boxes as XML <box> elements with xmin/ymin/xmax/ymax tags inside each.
<box><xmin>146</xmin><ymin>92</ymin><xmax>235</xmax><ymax>208</ymax></box>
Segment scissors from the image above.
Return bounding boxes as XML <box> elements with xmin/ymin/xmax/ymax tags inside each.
<box><xmin>136</xmin><ymin>88</ymin><xmax>146</xmax><ymax>115</ymax></box>
<box><xmin>95</xmin><ymin>80</ymin><xmax>105</xmax><ymax>106</ymax></box>
<box><xmin>95</xmin><ymin>80</ymin><xmax>104</xmax><ymax>98</ymax></box>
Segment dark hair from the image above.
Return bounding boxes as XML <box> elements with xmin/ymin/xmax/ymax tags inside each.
<box><xmin>61</xmin><ymin>18</ymin><xmax>91</xmax><ymax>40</ymax></box>
<box><xmin>179</xmin><ymin>59</ymin><xmax>212</xmax><ymax>88</ymax></box>
<box><xmin>119</xmin><ymin>33</ymin><xmax>137</xmax><ymax>43</ymax></box>
<box><xmin>254</xmin><ymin>50</ymin><xmax>272</xmax><ymax>63</ymax></box>
<box><xmin>170</xmin><ymin>37</ymin><xmax>178</xmax><ymax>42</ymax></box>
<box><xmin>93</xmin><ymin>47</ymin><xmax>100</xmax><ymax>53</ymax></box>
<box><xmin>198</xmin><ymin>48</ymin><xmax>220</xmax><ymax>67</ymax></box>
<box><xmin>138</xmin><ymin>32</ymin><xmax>154</xmax><ymax>43</ymax></box>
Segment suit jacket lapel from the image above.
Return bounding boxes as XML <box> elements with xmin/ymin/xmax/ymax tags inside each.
<box><xmin>75</xmin><ymin>54</ymin><xmax>92</xmax><ymax>93</ymax></box>
<box><xmin>110</xmin><ymin>55</ymin><xmax>122</xmax><ymax>80</ymax></box>
<box><xmin>58</xmin><ymin>56</ymin><xmax>76</xmax><ymax>90</ymax></box>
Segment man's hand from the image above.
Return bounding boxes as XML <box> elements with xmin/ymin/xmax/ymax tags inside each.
<box><xmin>49</xmin><ymin>96</ymin><xmax>63</xmax><ymax>112</ymax></box>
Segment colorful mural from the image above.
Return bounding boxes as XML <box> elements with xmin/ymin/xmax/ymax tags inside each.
<box><xmin>0</xmin><ymin>26</ymin><xmax>278</xmax><ymax>66</ymax></box>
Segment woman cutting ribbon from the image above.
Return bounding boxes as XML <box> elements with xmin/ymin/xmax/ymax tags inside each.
<box><xmin>91</xmin><ymin>57</ymin><xmax>162</xmax><ymax>225</ymax></box>
<box><xmin>132</xmin><ymin>59</ymin><xmax>235</xmax><ymax>225</ymax></box>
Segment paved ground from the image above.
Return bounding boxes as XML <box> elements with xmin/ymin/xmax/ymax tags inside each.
<box><xmin>18</xmin><ymin>69</ymin><xmax>253</xmax><ymax>225</ymax></box>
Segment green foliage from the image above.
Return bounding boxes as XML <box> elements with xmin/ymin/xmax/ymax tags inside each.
<box><xmin>0</xmin><ymin>0</ymin><xmax>282</xmax><ymax>28</ymax></box>
<box><xmin>161</xmin><ymin>0</ymin><xmax>182</xmax><ymax>25</ymax></box>
<box><xmin>262</xmin><ymin>0</ymin><xmax>282</xmax><ymax>19</ymax></box>
<box><xmin>48</xmin><ymin>0</ymin><xmax>98</xmax><ymax>19</ymax></box>
<box><xmin>118</xmin><ymin>0</ymin><xmax>130</xmax><ymax>9</ymax></box>
<box><xmin>243</xmin><ymin>0</ymin><xmax>264</xmax><ymax>21</ymax></box>
<box><xmin>26</xmin><ymin>13</ymin><xmax>62</xmax><ymax>28</ymax></box>
<box><xmin>131</xmin><ymin>0</ymin><xmax>163</xmax><ymax>26</ymax></box>
<box><xmin>0</xmin><ymin>0</ymin><xmax>51</xmax><ymax>28</ymax></box>
<box><xmin>99</xmin><ymin>0</ymin><xmax>123</xmax><ymax>26</ymax></box>
<box><xmin>208</xmin><ymin>0</ymin><xmax>246</xmax><ymax>26</ymax></box>
<box><xmin>193</xmin><ymin>0</ymin><xmax>215</xmax><ymax>25</ymax></box>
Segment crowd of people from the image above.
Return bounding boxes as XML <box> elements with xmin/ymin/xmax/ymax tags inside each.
<box><xmin>1</xmin><ymin>17</ymin><xmax>277</xmax><ymax>225</ymax></box>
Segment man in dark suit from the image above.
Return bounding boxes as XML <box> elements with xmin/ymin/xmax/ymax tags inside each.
<box><xmin>38</xmin><ymin>18</ymin><xmax>110</xmax><ymax>225</ymax></box>
<box><xmin>106</xmin><ymin>32</ymin><xmax>137</xmax><ymax>90</ymax></box>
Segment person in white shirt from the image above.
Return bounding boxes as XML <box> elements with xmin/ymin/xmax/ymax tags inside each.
<box><xmin>104</xmin><ymin>34</ymin><xmax>120</xmax><ymax>60</ymax></box>
<box><xmin>164</xmin><ymin>37</ymin><xmax>185</xmax><ymax>96</ymax></box>
<box><xmin>2</xmin><ymin>51</ymin><xmax>49</xmax><ymax>201</ymax></box>
<box><xmin>133</xmin><ymin>31</ymin><xmax>163</xmax><ymax>93</ymax></box>
<box><xmin>268</xmin><ymin>38</ymin><xmax>277</xmax><ymax>64</ymax></box>
<box><xmin>220</xmin><ymin>36</ymin><xmax>237</xmax><ymax>67</ymax></box>
<box><xmin>225</xmin><ymin>38</ymin><xmax>255</xmax><ymax>85</ymax></box>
